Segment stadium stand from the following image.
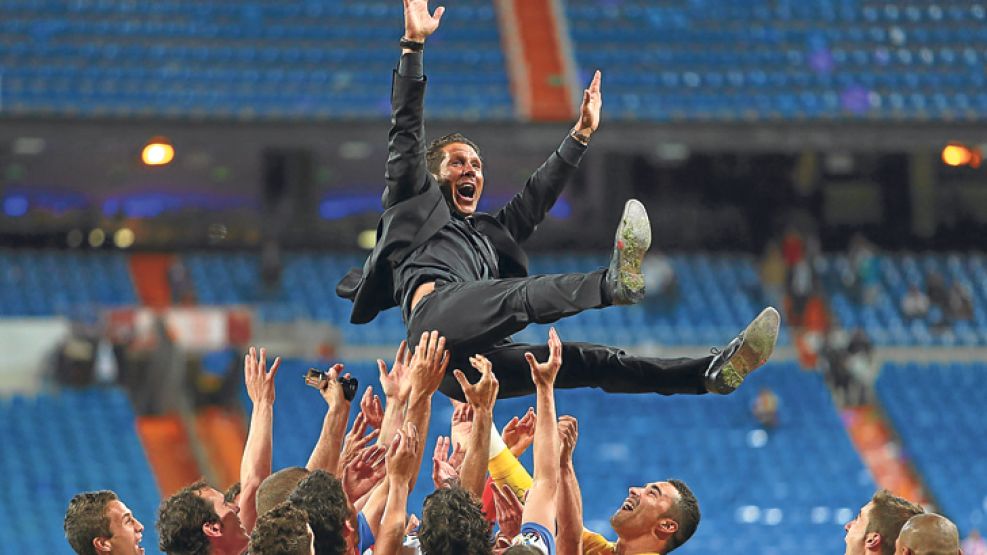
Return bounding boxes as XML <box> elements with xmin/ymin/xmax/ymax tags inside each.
<box><xmin>822</xmin><ymin>252</ymin><xmax>987</xmax><ymax>346</ymax></box>
<box><xmin>247</xmin><ymin>359</ymin><xmax>872</xmax><ymax>555</ymax></box>
<box><xmin>0</xmin><ymin>388</ymin><xmax>161</xmax><ymax>554</ymax></box>
<box><xmin>0</xmin><ymin>249</ymin><xmax>137</xmax><ymax>317</ymax></box>
<box><xmin>0</xmin><ymin>0</ymin><xmax>512</xmax><ymax>119</ymax></box>
<box><xmin>876</xmin><ymin>361</ymin><xmax>987</xmax><ymax>536</ymax></box>
<box><xmin>564</xmin><ymin>0</ymin><xmax>987</xmax><ymax>120</ymax></box>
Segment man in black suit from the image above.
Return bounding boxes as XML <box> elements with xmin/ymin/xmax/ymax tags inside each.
<box><xmin>337</xmin><ymin>0</ymin><xmax>780</xmax><ymax>400</ymax></box>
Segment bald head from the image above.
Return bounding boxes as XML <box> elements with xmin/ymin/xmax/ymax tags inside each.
<box><xmin>895</xmin><ymin>513</ymin><xmax>960</xmax><ymax>555</ymax></box>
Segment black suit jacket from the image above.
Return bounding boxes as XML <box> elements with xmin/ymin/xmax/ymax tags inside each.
<box><xmin>336</xmin><ymin>68</ymin><xmax>586</xmax><ymax>324</ymax></box>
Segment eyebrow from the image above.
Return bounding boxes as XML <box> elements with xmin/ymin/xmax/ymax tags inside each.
<box><xmin>649</xmin><ymin>484</ymin><xmax>662</xmax><ymax>496</ymax></box>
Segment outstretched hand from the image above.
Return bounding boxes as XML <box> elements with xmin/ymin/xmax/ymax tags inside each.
<box><xmin>524</xmin><ymin>327</ymin><xmax>563</xmax><ymax>388</ymax></box>
<box><xmin>403</xmin><ymin>0</ymin><xmax>444</xmax><ymax>42</ymax></box>
<box><xmin>245</xmin><ymin>346</ymin><xmax>281</xmax><ymax>406</ymax></box>
<box><xmin>503</xmin><ymin>407</ymin><xmax>536</xmax><ymax>458</ymax></box>
<box><xmin>453</xmin><ymin>354</ymin><xmax>499</xmax><ymax>412</ymax></box>
<box><xmin>574</xmin><ymin>70</ymin><xmax>603</xmax><ymax>137</ymax></box>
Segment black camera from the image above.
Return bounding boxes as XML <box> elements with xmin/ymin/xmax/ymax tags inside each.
<box><xmin>304</xmin><ymin>368</ymin><xmax>359</xmax><ymax>401</ymax></box>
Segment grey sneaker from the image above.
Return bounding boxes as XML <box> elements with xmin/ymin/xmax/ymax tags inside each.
<box><xmin>605</xmin><ymin>199</ymin><xmax>651</xmax><ymax>305</ymax></box>
<box><xmin>704</xmin><ymin>307</ymin><xmax>781</xmax><ymax>394</ymax></box>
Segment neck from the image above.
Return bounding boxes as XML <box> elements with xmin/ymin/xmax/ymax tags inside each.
<box><xmin>210</xmin><ymin>544</ymin><xmax>244</xmax><ymax>555</ymax></box>
<box><xmin>615</xmin><ymin>535</ymin><xmax>666</xmax><ymax>555</ymax></box>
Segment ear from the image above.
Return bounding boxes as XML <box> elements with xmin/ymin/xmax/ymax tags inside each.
<box><xmin>864</xmin><ymin>532</ymin><xmax>882</xmax><ymax>551</ymax></box>
<box><xmin>92</xmin><ymin>536</ymin><xmax>112</xmax><ymax>552</ymax></box>
<box><xmin>202</xmin><ymin>521</ymin><xmax>223</xmax><ymax>538</ymax></box>
<box><xmin>653</xmin><ymin>518</ymin><xmax>679</xmax><ymax>540</ymax></box>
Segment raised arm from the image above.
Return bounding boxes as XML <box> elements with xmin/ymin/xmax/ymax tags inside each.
<box><xmin>494</xmin><ymin>71</ymin><xmax>602</xmax><ymax>242</ymax></box>
<box><xmin>405</xmin><ymin>331</ymin><xmax>450</xmax><ymax>490</ymax></box>
<box><xmin>520</xmin><ymin>328</ymin><xmax>563</xmax><ymax>533</ymax></box>
<box><xmin>305</xmin><ymin>365</ymin><xmax>351</xmax><ymax>473</ymax></box>
<box><xmin>239</xmin><ymin>347</ymin><xmax>281</xmax><ymax>534</ymax></box>
<box><xmin>556</xmin><ymin>415</ymin><xmax>584</xmax><ymax>555</ymax></box>
<box><xmin>376</xmin><ymin>341</ymin><xmax>412</xmax><ymax>447</ymax></box>
<box><xmin>382</xmin><ymin>0</ymin><xmax>445</xmax><ymax>208</ymax></box>
<box><xmin>374</xmin><ymin>422</ymin><xmax>420</xmax><ymax>555</ymax></box>
<box><xmin>452</xmin><ymin>354</ymin><xmax>499</xmax><ymax>498</ymax></box>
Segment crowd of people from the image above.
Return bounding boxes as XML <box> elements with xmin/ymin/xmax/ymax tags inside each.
<box><xmin>62</xmin><ymin>332</ymin><xmax>964</xmax><ymax>555</ymax></box>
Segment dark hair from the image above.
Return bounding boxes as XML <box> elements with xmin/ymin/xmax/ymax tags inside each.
<box><xmin>64</xmin><ymin>490</ymin><xmax>118</xmax><ymax>555</ymax></box>
<box><xmin>666</xmin><ymin>479</ymin><xmax>701</xmax><ymax>553</ymax></box>
<box><xmin>257</xmin><ymin>467</ymin><xmax>309</xmax><ymax>517</ymax></box>
<box><xmin>223</xmin><ymin>482</ymin><xmax>241</xmax><ymax>505</ymax></box>
<box><xmin>426</xmin><ymin>133</ymin><xmax>482</xmax><ymax>178</ymax></box>
<box><xmin>419</xmin><ymin>486</ymin><xmax>492</xmax><ymax>555</ymax></box>
<box><xmin>157</xmin><ymin>480</ymin><xmax>218</xmax><ymax>555</ymax></box>
<box><xmin>867</xmin><ymin>490</ymin><xmax>924</xmax><ymax>555</ymax></box>
<box><xmin>249</xmin><ymin>502</ymin><xmax>312</xmax><ymax>555</ymax></box>
<box><xmin>287</xmin><ymin>470</ymin><xmax>351</xmax><ymax>555</ymax></box>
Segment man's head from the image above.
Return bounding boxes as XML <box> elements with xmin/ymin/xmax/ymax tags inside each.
<box><xmin>287</xmin><ymin>470</ymin><xmax>356</xmax><ymax>555</ymax></box>
<box><xmin>610</xmin><ymin>479</ymin><xmax>700</xmax><ymax>553</ymax></box>
<box><xmin>256</xmin><ymin>467</ymin><xmax>309</xmax><ymax>518</ymax></box>
<box><xmin>249</xmin><ymin>502</ymin><xmax>315</xmax><ymax>555</ymax></box>
<box><xmin>427</xmin><ymin>133</ymin><xmax>484</xmax><ymax>216</ymax></box>
<box><xmin>157</xmin><ymin>480</ymin><xmax>248</xmax><ymax>555</ymax></box>
<box><xmin>845</xmin><ymin>490</ymin><xmax>925</xmax><ymax>555</ymax></box>
<box><xmin>419</xmin><ymin>485</ymin><xmax>492</xmax><ymax>555</ymax></box>
<box><xmin>894</xmin><ymin>513</ymin><xmax>961</xmax><ymax>555</ymax></box>
<box><xmin>64</xmin><ymin>490</ymin><xmax>146</xmax><ymax>555</ymax></box>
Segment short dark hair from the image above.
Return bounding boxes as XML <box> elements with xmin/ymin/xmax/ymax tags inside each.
<box><xmin>249</xmin><ymin>502</ymin><xmax>312</xmax><ymax>555</ymax></box>
<box><xmin>666</xmin><ymin>479</ymin><xmax>700</xmax><ymax>553</ymax></box>
<box><xmin>419</xmin><ymin>486</ymin><xmax>492</xmax><ymax>555</ymax></box>
<box><xmin>426</xmin><ymin>133</ymin><xmax>482</xmax><ymax>178</ymax></box>
<box><xmin>157</xmin><ymin>480</ymin><xmax>219</xmax><ymax>555</ymax></box>
<box><xmin>257</xmin><ymin>467</ymin><xmax>309</xmax><ymax>517</ymax></box>
<box><xmin>287</xmin><ymin>470</ymin><xmax>351</xmax><ymax>555</ymax></box>
<box><xmin>64</xmin><ymin>490</ymin><xmax>118</xmax><ymax>555</ymax></box>
<box><xmin>867</xmin><ymin>490</ymin><xmax>924</xmax><ymax>555</ymax></box>
<box><xmin>223</xmin><ymin>482</ymin><xmax>241</xmax><ymax>505</ymax></box>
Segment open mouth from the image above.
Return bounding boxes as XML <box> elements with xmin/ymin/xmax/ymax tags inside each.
<box><xmin>456</xmin><ymin>182</ymin><xmax>476</xmax><ymax>202</ymax></box>
<box><xmin>621</xmin><ymin>497</ymin><xmax>637</xmax><ymax>511</ymax></box>
<box><xmin>136</xmin><ymin>534</ymin><xmax>144</xmax><ymax>554</ymax></box>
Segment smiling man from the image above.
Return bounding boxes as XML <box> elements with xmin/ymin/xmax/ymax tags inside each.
<box><xmin>64</xmin><ymin>490</ymin><xmax>146</xmax><ymax>555</ymax></box>
<box><xmin>338</xmin><ymin>0</ymin><xmax>780</xmax><ymax>403</ymax></box>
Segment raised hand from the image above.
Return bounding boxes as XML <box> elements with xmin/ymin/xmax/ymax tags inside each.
<box><xmin>524</xmin><ymin>327</ymin><xmax>563</xmax><ymax>388</ymax></box>
<box><xmin>337</xmin><ymin>412</ymin><xmax>381</xmax><ymax>476</ymax></box>
<box><xmin>245</xmin><ymin>346</ymin><xmax>281</xmax><ymax>406</ymax></box>
<box><xmin>378</xmin><ymin>340</ymin><xmax>412</xmax><ymax>402</ymax></box>
<box><xmin>503</xmin><ymin>407</ymin><xmax>536</xmax><ymax>458</ymax></box>
<box><xmin>431</xmin><ymin>436</ymin><xmax>463</xmax><ymax>489</ymax></box>
<box><xmin>342</xmin><ymin>444</ymin><xmax>387</xmax><ymax>502</ymax></box>
<box><xmin>453</xmin><ymin>354</ymin><xmax>499</xmax><ymax>412</ymax></box>
<box><xmin>573</xmin><ymin>70</ymin><xmax>603</xmax><ymax>138</ymax></box>
<box><xmin>558</xmin><ymin>415</ymin><xmax>579</xmax><ymax>464</ymax></box>
<box><xmin>307</xmin><ymin>364</ymin><xmax>346</xmax><ymax>407</ymax></box>
<box><xmin>409</xmin><ymin>331</ymin><xmax>450</xmax><ymax>398</ymax></box>
<box><xmin>492</xmin><ymin>483</ymin><xmax>524</xmax><ymax>540</ymax></box>
<box><xmin>360</xmin><ymin>386</ymin><xmax>385</xmax><ymax>430</ymax></box>
<box><xmin>403</xmin><ymin>0</ymin><xmax>445</xmax><ymax>42</ymax></box>
<box><xmin>386</xmin><ymin>422</ymin><xmax>421</xmax><ymax>485</ymax></box>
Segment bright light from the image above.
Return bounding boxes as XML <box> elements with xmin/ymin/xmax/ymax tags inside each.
<box><xmin>142</xmin><ymin>139</ymin><xmax>175</xmax><ymax>166</ymax></box>
<box><xmin>357</xmin><ymin>229</ymin><xmax>377</xmax><ymax>250</ymax></box>
<box><xmin>942</xmin><ymin>143</ymin><xmax>972</xmax><ymax>167</ymax></box>
<box><xmin>113</xmin><ymin>228</ymin><xmax>135</xmax><ymax>249</ymax></box>
<box><xmin>88</xmin><ymin>228</ymin><xmax>106</xmax><ymax>248</ymax></box>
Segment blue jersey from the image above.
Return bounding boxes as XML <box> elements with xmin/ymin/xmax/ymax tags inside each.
<box><xmin>513</xmin><ymin>522</ymin><xmax>556</xmax><ymax>555</ymax></box>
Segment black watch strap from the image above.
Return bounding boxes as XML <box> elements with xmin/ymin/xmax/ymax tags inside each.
<box><xmin>399</xmin><ymin>38</ymin><xmax>425</xmax><ymax>52</ymax></box>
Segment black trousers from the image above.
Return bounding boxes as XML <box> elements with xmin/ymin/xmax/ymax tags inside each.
<box><xmin>405</xmin><ymin>270</ymin><xmax>712</xmax><ymax>401</ymax></box>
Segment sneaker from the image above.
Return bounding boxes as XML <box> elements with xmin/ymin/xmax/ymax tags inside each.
<box><xmin>605</xmin><ymin>199</ymin><xmax>651</xmax><ymax>305</ymax></box>
<box><xmin>704</xmin><ymin>307</ymin><xmax>781</xmax><ymax>394</ymax></box>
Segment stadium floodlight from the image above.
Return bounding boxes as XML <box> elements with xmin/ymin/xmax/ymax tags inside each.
<box><xmin>141</xmin><ymin>137</ymin><xmax>175</xmax><ymax>166</ymax></box>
